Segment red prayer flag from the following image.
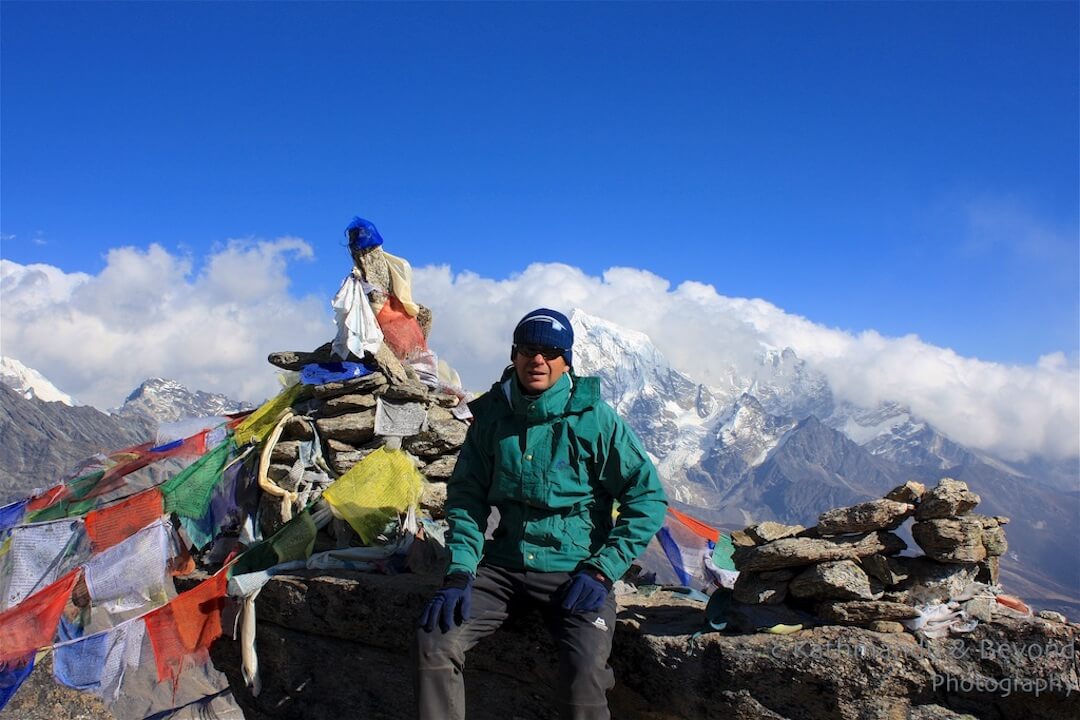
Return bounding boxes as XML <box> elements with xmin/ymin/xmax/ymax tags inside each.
<box><xmin>145</xmin><ymin>570</ymin><xmax>228</xmax><ymax>684</ymax></box>
<box><xmin>84</xmin><ymin>488</ymin><xmax>165</xmax><ymax>553</ymax></box>
<box><xmin>25</xmin><ymin>485</ymin><xmax>68</xmax><ymax>513</ymax></box>
<box><xmin>0</xmin><ymin>570</ymin><xmax>80</xmax><ymax>663</ymax></box>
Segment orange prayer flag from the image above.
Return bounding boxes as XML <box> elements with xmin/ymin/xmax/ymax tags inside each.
<box><xmin>667</xmin><ymin>507</ymin><xmax>720</xmax><ymax>543</ymax></box>
<box><xmin>84</xmin><ymin>488</ymin><xmax>165</xmax><ymax>553</ymax></box>
<box><xmin>145</xmin><ymin>570</ymin><xmax>228</xmax><ymax>684</ymax></box>
<box><xmin>375</xmin><ymin>294</ymin><xmax>428</xmax><ymax>360</ymax></box>
<box><xmin>0</xmin><ymin>570</ymin><xmax>80</xmax><ymax>663</ymax></box>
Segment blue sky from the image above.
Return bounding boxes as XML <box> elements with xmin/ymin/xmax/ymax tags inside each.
<box><xmin>1</xmin><ymin>2</ymin><xmax>1078</xmax><ymax>460</ymax></box>
<box><xmin>3</xmin><ymin>1</ymin><xmax>1076</xmax><ymax>362</ymax></box>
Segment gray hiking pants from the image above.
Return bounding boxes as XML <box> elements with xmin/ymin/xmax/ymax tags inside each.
<box><xmin>414</xmin><ymin>564</ymin><xmax>616</xmax><ymax>720</ymax></box>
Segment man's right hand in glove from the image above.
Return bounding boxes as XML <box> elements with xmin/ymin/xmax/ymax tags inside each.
<box><xmin>419</xmin><ymin>571</ymin><xmax>474</xmax><ymax>633</ymax></box>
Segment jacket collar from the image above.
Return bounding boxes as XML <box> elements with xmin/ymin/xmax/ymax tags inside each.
<box><xmin>494</xmin><ymin>369</ymin><xmax>601</xmax><ymax>422</ymax></box>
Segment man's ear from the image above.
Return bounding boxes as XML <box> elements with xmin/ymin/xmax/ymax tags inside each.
<box><xmin>510</xmin><ymin>346</ymin><xmax>516</xmax><ymax>363</ymax></box>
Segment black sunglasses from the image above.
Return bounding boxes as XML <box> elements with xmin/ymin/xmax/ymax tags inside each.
<box><xmin>515</xmin><ymin>344</ymin><xmax>564</xmax><ymax>361</ymax></box>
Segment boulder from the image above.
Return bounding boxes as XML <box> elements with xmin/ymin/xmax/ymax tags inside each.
<box><xmin>745</xmin><ymin>522</ymin><xmax>805</xmax><ymax>544</ymax></box>
<box><xmin>884</xmin><ymin>480</ymin><xmax>926</xmax><ymax>505</ymax></box>
<box><xmin>789</xmin><ymin>560</ymin><xmax>876</xmax><ymax>601</ymax></box>
<box><xmin>402</xmin><ymin>419</ymin><xmax>468</xmax><ymax>458</ymax></box>
<box><xmin>317</xmin><ymin>392</ymin><xmax>379</xmax><ymax>417</ymax></box>
<box><xmin>859</xmin><ymin>554</ymin><xmax>905</xmax><ymax>587</ymax></box>
<box><xmin>210</xmin><ymin>572</ymin><xmax>1079</xmax><ymax>720</ymax></box>
<box><xmin>912</xmin><ymin>518</ymin><xmax>986</xmax><ymax>563</ymax></box>
<box><xmin>315</xmin><ymin>412</ymin><xmax>377</xmax><ymax>446</ymax></box>
<box><xmin>733</xmin><ymin>570</ymin><xmax>792</xmax><ymax>605</ymax></box>
<box><xmin>884</xmin><ymin>557</ymin><xmax>981</xmax><ymax>604</ymax></box>
<box><xmin>420</xmin><ymin>481</ymin><xmax>448</xmax><ymax>519</ymax></box>
<box><xmin>419</xmin><ymin>455</ymin><xmax>457</xmax><ymax>482</ymax></box>
<box><xmin>816</xmin><ymin>499</ymin><xmax>914</xmax><ymax>535</ymax></box>
<box><xmin>815</xmin><ymin>600</ymin><xmax>921</xmax><ymax>625</ymax></box>
<box><xmin>971</xmin><ymin>514</ymin><xmax>1009</xmax><ymax>556</ymax></box>
<box><xmin>281</xmin><ymin>414</ymin><xmax>315</xmax><ymax>440</ymax></box>
<box><xmin>311</xmin><ymin>372</ymin><xmax>389</xmax><ymax>400</ymax></box>
<box><xmin>734</xmin><ymin>531</ymin><xmax>907</xmax><ymax>572</ymax></box>
<box><xmin>915</xmin><ymin>478</ymin><xmax>980</xmax><ymax>520</ymax></box>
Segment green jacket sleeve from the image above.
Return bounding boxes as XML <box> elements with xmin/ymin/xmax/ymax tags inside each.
<box><xmin>444</xmin><ymin>419</ymin><xmax>493</xmax><ymax>576</ymax></box>
<box><xmin>587</xmin><ymin>413</ymin><xmax>668</xmax><ymax>581</ymax></box>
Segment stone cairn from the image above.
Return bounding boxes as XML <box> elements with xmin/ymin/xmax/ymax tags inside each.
<box><xmin>731</xmin><ymin>478</ymin><xmax>1012</xmax><ymax>632</ymax></box>
<box><xmin>259</xmin><ymin>237</ymin><xmax>470</xmax><ymax>540</ymax></box>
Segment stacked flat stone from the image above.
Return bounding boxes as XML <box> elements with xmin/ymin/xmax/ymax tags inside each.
<box><xmin>257</xmin><ymin>243</ymin><xmax>468</xmax><ymax>538</ymax></box>
<box><xmin>732</xmin><ymin>478</ymin><xmax>1010</xmax><ymax>633</ymax></box>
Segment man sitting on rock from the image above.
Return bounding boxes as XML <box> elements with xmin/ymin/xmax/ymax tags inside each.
<box><xmin>415</xmin><ymin>308</ymin><xmax>668</xmax><ymax>720</ymax></box>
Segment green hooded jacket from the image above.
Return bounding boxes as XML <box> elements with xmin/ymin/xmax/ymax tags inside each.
<box><xmin>444</xmin><ymin>370</ymin><xmax>668</xmax><ymax>581</ymax></box>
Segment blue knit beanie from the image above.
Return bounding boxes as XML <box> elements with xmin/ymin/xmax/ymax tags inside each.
<box><xmin>345</xmin><ymin>216</ymin><xmax>384</xmax><ymax>251</ymax></box>
<box><xmin>513</xmin><ymin>308</ymin><xmax>574</xmax><ymax>366</ymax></box>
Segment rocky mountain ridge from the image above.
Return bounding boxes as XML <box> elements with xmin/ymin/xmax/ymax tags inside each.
<box><xmin>568</xmin><ymin>310</ymin><xmax>1079</xmax><ymax>616</ymax></box>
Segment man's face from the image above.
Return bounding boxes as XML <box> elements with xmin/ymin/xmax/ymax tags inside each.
<box><xmin>513</xmin><ymin>344</ymin><xmax>570</xmax><ymax>394</ymax></box>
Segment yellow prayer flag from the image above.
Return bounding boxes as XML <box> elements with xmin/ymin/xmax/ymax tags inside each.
<box><xmin>234</xmin><ymin>383</ymin><xmax>306</xmax><ymax>447</ymax></box>
<box><xmin>321</xmin><ymin>447</ymin><xmax>424</xmax><ymax>545</ymax></box>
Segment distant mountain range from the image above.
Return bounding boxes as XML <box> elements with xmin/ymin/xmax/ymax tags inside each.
<box><xmin>1</xmin><ymin>320</ymin><xmax>1077</xmax><ymax>614</ymax></box>
<box><xmin>0</xmin><ymin>366</ymin><xmax>251</xmax><ymax>505</ymax></box>
<box><xmin>569</xmin><ymin>310</ymin><xmax>1079</xmax><ymax>615</ymax></box>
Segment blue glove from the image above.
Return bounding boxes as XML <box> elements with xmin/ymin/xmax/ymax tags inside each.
<box><xmin>560</xmin><ymin>568</ymin><xmax>612</xmax><ymax>614</ymax></box>
<box><xmin>419</xmin><ymin>572</ymin><xmax>474</xmax><ymax>633</ymax></box>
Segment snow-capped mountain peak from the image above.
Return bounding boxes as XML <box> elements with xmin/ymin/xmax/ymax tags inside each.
<box><xmin>0</xmin><ymin>356</ymin><xmax>75</xmax><ymax>405</ymax></box>
<box><xmin>114</xmin><ymin>377</ymin><xmax>253</xmax><ymax>424</ymax></box>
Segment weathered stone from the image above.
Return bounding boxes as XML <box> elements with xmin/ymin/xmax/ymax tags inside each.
<box><xmin>371</xmin><ymin>343</ymin><xmax>410</xmax><ymax>386</ymax></box>
<box><xmin>318</xmin><ymin>393</ymin><xmax>379</xmax><ymax>417</ymax></box>
<box><xmin>351</xmin><ymin>244</ymin><xmax>391</xmax><ymax>291</ymax></box>
<box><xmin>315</xmin><ymin>412</ymin><xmax>377</xmax><ymax>446</ymax></box>
<box><xmin>886</xmin><ymin>557</ymin><xmax>981</xmax><ymax>604</ymax></box>
<box><xmin>868</xmin><ymin>620</ymin><xmax>906</xmax><ymax>634</ymax></box>
<box><xmin>1037</xmin><ymin>610</ymin><xmax>1068</xmax><ymax>623</ymax></box>
<box><xmin>961</xmin><ymin>597</ymin><xmax>994</xmax><ymax>623</ymax></box>
<box><xmin>734</xmin><ymin>531</ymin><xmax>907</xmax><ymax>572</ymax></box>
<box><xmin>432</xmin><ymin>391</ymin><xmax>462</xmax><ymax>408</ymax></box>
<box><xmin>730</xmin><ymin>530</ymin><xmax>757</xmax><ymax>548</ymax></box>
<box><xmin>267</xmin><ymin>342</ymin><xmax>347</xmax><ymax>371</ymax></box>
<box><xmin>266</xmin><ymin>463</ymin><xmax>294</xmax><ymax>488</ymax></box>
<box><xmin>419</xmin><ymin>455</ymin><xmax>457</xmax><ymax>482</ymax></box>
<box><xmin>915</xmin><ymin>478</ymin><xmax>980</xmax><ymax>519</ymax></box>
<box><xmin>426</xmin><ymin>404</ymin><xmax>455</xmax><ymax>423</ymax></box>
<box><xmin>420</xmin><ymin>481</ymin><xmax>447</xmax><ymax>519</ymax></box>
<box><xmin>981</xmin><ymin>525</ymin><xmax>1007</xmax><ymax>556</ymax></box>
<box><xmin>324</xmin><ymin>439</ymin><xmax>381</xmax><ymax>476</ymax></box>
<box><xmin>816</xmin><ymin>600</ymin><xmax>921</xmax><ymax>624</ymax></box>
<box><xmin>281</xmin><ymin>414</ymin><xmax>315</xmax><ymax>440</ymax></box>
<box><xmin>912</xmin><ymin>518</ymin><xmax>986</xmax><ymax>563</ymax></box>
<box><xmin>884</xmin><ymin>480</ymin><xmax>926</xmax><ymax>504</ymax></box>
<box><xmin>416</xmin><ymin>305</ymin><xmax>433</xmax><ymax>340</ymax></box>
<box><xmin>311</xmin><ymin>372</ymin><xmax>388</xmax><ymax>400</ymax></box>
<box><xmin>210</xmin><ymin>572</ymin><xmax>1080</xmax><ymax>720</ymax></box>
<box><xmin>733</xmin><ymin>570</ymin><xmax>791</xmax><ymax>605</ymax></box>
<box><xmin>789</xmin><ymin>560</ymin><xmax>876</xmax><ymax>601</ymax></box>
<box><xmin>401</xmin><ymin>419</ymin><xmax>468</xmax><ymax>458</ymax></box>
<box><xmin>859</xmin><ymin>554</ymin><xmax>904</xmax><ymax>586</ymax></box>
<box><xmin>381</xmin><ymin>381</ymin><xmax>430</xmax><ymax>403</ymax></box>
<box><xmin>745</xmin><ymin>521</ymin><xmax>805</xmax><ymax>544</ymax></box>
<box><xmin>816</xmin><ymin>499</ymin><xmax>915</xmax><ymax>535</ymax></box>
<box><xmin>269</xmin><ymin>440</ymin><xmax>302</xmax><ymax>465</ymax></box>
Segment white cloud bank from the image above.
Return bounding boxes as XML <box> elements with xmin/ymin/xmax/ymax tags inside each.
<box><xmin>0</xmin><ymin>240</ymin><xmax>332</xmax><ymax>410</ymax></box>
<box><xmin>1</xmin><ymin>248</ymin><xmax>1077</xmax><ymax>462</ymax></box>
<box><xmin>413</xmin><ymin>263</ymin><xmax>1079</xmax><ymax>462</ymax></box>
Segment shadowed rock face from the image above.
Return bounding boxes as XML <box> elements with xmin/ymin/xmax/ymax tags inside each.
<box><xmin>208</xmin><ymin>571</ymin><xmax>1080</xmax><ymax>720</ymax></box>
